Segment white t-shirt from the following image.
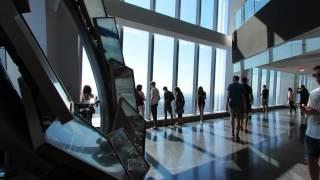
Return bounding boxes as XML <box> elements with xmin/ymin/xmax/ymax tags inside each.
<box><xmin>306</xmin><ymin>87</ymin><xmax>320</xmax><ymax>139</ymax></box>
<box><xmin>150</xmin><ymin>87</ymin><xmax>160</xmax><ymax>105</ymax></box>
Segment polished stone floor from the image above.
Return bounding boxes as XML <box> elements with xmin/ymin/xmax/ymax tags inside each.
<box><xmin>144</xmin><ymin>109</ymin><xmax>310</xmax><ymax>180</ymax></box>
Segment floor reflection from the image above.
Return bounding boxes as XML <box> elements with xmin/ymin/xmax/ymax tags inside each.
<box><xmin>145</xmin><ymin>109</ymin><xmax>308</xmax><ymax>180</ymax></box>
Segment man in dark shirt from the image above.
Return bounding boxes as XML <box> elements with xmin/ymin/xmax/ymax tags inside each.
<box><xmin>163</xmin><ymin>87</ymin><xmax>174</xmax><ymax>126</ymax></box>
<box><xmin>261</xmin><ymin>85</ymin><xmax>269</xmax><ymax>113</ymax></box>
<box><xmin>241</xmin><ymin>77</ymin><xmax>253</xmax><ymax>133</ymax></box>
<box><xmin>298</xmin><ymin>85</ymin><xmax>310</xmax><ymax>115</ymax></box>
<box><xmin>227</xmin><ymin>75</ymin><xmax>245</xmax><ymax>142</ymax></box>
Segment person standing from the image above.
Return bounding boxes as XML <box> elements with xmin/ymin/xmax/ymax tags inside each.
<box><xmin>80</xmin><ymin>85</ymin><xmax>95</xmax><ymax>123</ymax></box>
<box><xmin>241</xmin><ymin>77</ymin><xmax>253</xmax><ymax>133</ymax></box>
<box><xmin>261</xmin><ymin>85</ymin><xmax>269</xmax><ymax>113</ymax></box>
<box><xmin>163</xmin><ymin>86</ymin><xmax>174</xmax><ymax>126</ymax></box>
<box><xmin>288</xmin><ymin>88</ymin><xmax>296</xmax><ymax>113</ymax></box>
<box><xmin>197</xmin><ymin>86</ymin><xmax>206</xmax><ymax>124</ymax></box>
<box><xmin>135</xmin><ymin>84</ymin><xmax>145</xmax><ymax>118</ymax></box>
<box><xmin>150</xmin><ymin>81</ymin><xmax>160</xmax><ymax>129</ymax></box>
<box><xmin>303</xmin><ymin>65</ymin><xmax>320</xmax><ymax>180</ymax></box>
<box><xmin>175</xmin><ymin>87</ymin><xmax>185</xmax><ymax>126</ymax></box>
<box><xmin>226</xmin><ymin>75</ymin><xmax>245</xmax><ymax>142</ymax></box>
<box><xmin>298</xmin><ymin>85</ymin><xmax>310</xmax><ymax>115</ymax></box>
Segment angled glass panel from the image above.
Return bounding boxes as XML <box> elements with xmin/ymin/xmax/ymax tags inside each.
<box><xmin>110</xmin><ymin>60</ymin><xmax>137</xmax><ymax>110</ymax></box>
<box><xmin>95</xmin><ymin>18</ymin><xmax>125</xmax><ymax>64</ymax></box>
<box><xmin>112</xmin><ymin>98</ymin><xmax>146</xmax><ymax>155</ymax></box>
<box><xmin>46</xmin><ymin>115</ymin><xmax>128</xmax><ymax>179</ymax></box>
<box><xmin>82</xmin><ymin>0</ymin><xmax>106</xmax><ymax>19</ymax></box>
<box><xmin>178</xmin><ymin>40</ymin><xmax>195</xmax><ymax>114</ymax></box>
<box><xmin>107</xmin><ymin>128</ymin><xmax>150</xmax><ymax>180</ymax></box>
<box><xmin>0</xmin><ymin>47</ymin><xmax>6</xmax><ymax>69</ymax></box>
<box><xmin>155</xmin><ymin>0</ymin><xmax>175</xmax><ymax>17</ymax></box>
<box><xmin>306</xmin><ymin>37</ymin><xmax>320</xmax><ymax>52</ymax></box>
<box><xmin>153</xmin><ymin>34</ymin><xmax>174</xmax><ymax>117</ymax></box>
<box><xmin>254</xmin><ymin>0</ymin><xmax>270</xmax><ymax>13</ymax></box>
<box><xmin>200</xmin><ymin>0</ymin><xmax>214</xmax><ymax>30</ymax></box>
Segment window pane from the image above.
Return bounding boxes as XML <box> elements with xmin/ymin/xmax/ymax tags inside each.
<box><xmin>255</xmin><ymin>0</ymin><xmax>270</xmax><ymax>13</ymax></box>
<box><xmin>178</xmin><ymin>40</ymin><xmax>195</xmax><ymax>114</ymax></box>
<box><xmin>269</xmin><ymin>70</ymin><xmax>275</xmax><ymax>105</ymax></box>
<box><xmin>252</xmin><ymin>68</ymin><xmax>259</xmax><ymax>107</ymax></box>
<box><xmin>235</xmin><ymin>8</ymin><xmax>242</xmax><ymax>29</ymax></box>
<box><xmin>155</xmin><ymin>0</ymin><xmax>175</xmax><ymax>17</ymax></box>
<box><xmin>153</xmin><ymin>34</ymin><xmax>174</xmax><ymax>117</ymax></box>
<box><xmin>214</xmin><ymin>48</ymin><xmax>227</xmax><ymax>111</ymax></box>
<box><xmin>125</xmin><ymin>0</ymin><xmax>150</xmax><ymax>9</ymax></box>
<box><xmin>276</xmin><ymin>71</ymin><xmax>281</xmax><ymax>104</ymax></box>
<box><xmin>244</xmin><ymin>0</ymin><xmax>254</xmax><ymax>22</ymax></box>
<box><xmin>198</xmin><ymin>45</ymin><xmax>212</xmax><ymax>113</ymax></box>
<box><xmin>122</xmin><ymin>27</ymin><xmax>149</xmax><ymax>99</ymax></box>
<box><xmin>180</xmin><ymin>0</ymin><xmax>197</xmax><ymax>24</ymax></box>
<box><xmin>200</xmin><ymin>0</ymin><xmax>214</xmax><ymax>30</ymax></box>
<box><xmin>306</xmin><ymin>37</ymin><xmax>320</xmax><ymax>52</ymax></box>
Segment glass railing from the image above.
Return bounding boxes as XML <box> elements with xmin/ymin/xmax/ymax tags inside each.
<box><xmin>235</xmin><ymin>32</ymin><xmax>320</xmax><ymax>71</ymax></box>
<box><xmin>235</xmin><ymin>0</ymin><xmax>270</xmax><ymax>30</ymax></box>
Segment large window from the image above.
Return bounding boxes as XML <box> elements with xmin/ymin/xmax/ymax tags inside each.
<box><xmin>125</xmin><ymin>0</ymin><xmax>150</xmax><ymax>9</ymax></box>
<box><xmin>153</xmin><ymin>34</ymin><xmax>174</xmax><ymax>117</ymax></box>
<box><xmin>252</xmin><ymin>68</ymin><xmax>259</xmax><ymax>107</ymax></box>
<box><xmin>200</xmin><ymin>0</ymin><xmax>215</xmax><ymax>30</ymax></box>
<box><xmin>178</xmin><ymin>40</ymin><xmax>195</xmax><ymax>114</ymax></box>
<box><xmin>276</xmin><ymin>71</ymin><xmax>281</xmax><ymax>104</ymax></box>
<box><xmin>180</xmin><ymin>0</ymin><xmax>197</xmax><ymax>24</ymax></box>
<box><xmin>198</xmin><ymin>45</ymin><xmax>212</xmax><ymax>113</ymax></box>
<box><xmin>155</xmin><ymin>0</ymin><xmax>175</xmax><ymax>17</ymax></box>
<box><xmin>269</xmin><ymin>70</ymin><xmax>275</xmax><ymax>105</ymax></box>
<box><xmin>122</xmin><ymin>27</ymin><xmax>149</xmax><ymax>97</ymax></box>
<box><xmin>214</xmin><ymin>48</ymin><xmax>226</xmax><ymax>111</ymax></box>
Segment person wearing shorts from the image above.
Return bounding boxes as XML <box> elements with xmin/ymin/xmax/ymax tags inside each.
<box><xmin>227</xmin><ymin>75</ymin><xmax>245</xmax><ymax>142</ymax></box>
<box><xmin>303</xmin><ymin>65</ymin><xmax>320</xmax><ymax>180</ymax></box>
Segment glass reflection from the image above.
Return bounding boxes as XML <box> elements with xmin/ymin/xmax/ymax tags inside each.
<box><xmin>45</xmin><ymin>115</ymin><xmax>128</xmax><ymax>179</ymax></box>
<box><xmin>108</xmin><ymin>129</ymin><xmax>150</xmax><ymax>180</ymax></box>
<box><xmin>95</xmin><ymin>18</ymin><xmax>124</xmax><ymax>64</ymax></box>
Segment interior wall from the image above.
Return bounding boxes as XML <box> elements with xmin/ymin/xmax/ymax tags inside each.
<box><xmin>5</xmin><ymin>0</ymin><xmax>47</xmax><ymax>94</ymax></box>
<box><xmin>46</xmin><ymin>2</ymin><xmax>82</xmax><ymax>102</ymax></box>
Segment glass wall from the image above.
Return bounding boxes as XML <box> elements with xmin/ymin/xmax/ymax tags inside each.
<box><xmin>122</xmin><ymin>27</ymin><xmax>149</xmax><ymax>97</ymax></box>
<box><xmin>244</xmin><ymin>0</ymin><xmax>254</xmax><ymax>22</ymax></box>
<box><xmin>252</xmin><ymin>68</ymin><xmax>259</xmax><ymax>107</ymax></box>
<box><xmin>155</xmin><ymin>0</ymin><xmax>175</xmax><ymax>17</ymax></box>
<box><xmin>255</xmin><ymin>0</ymin><xmax>270</xmax><ymax>12</ymax></box>
<box><xmin>200</xmin><ymin>0</ymin><xmax>215</xmax><ymax>30</ymax></box>
<box><xmin>153</xmin><ymin>34</ymin><xmax>174</xmax><ymax>117</ymax></box>
<box><xmin>276</xmin><ymin>71</ymin><xmax>281</xmax><ymax>104</ymax></box>
<box><xmin>180</xmin><ymin>0</ymin><xmax>197</xmax><ymax>24</ymax></box>
<box><xmin>125</xmin><ymin>0</ymin><xmax>150</xmax><ymax>9</ymax></box>
<box><xmin>178</xmin><ymin>40</ymin><xmax>195</xmax><ymax>114</ymax></box>
<box><xmin>214</xmin><ymin>48</ymin><xmax>227</xmax><ymax>111</ymax></box>
<box><xmin>198</xmin><ymin>45</ymin><xmax>212</xmax><ymax>113</ymax></box>
<box><xmin>269</xmin><ymin>70</ymin><xmax>275</xmax><ymax>105</ymax></box>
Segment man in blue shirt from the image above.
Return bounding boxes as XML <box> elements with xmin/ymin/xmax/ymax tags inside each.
<box><xmin>227</xmin><ymin>75</ymin><xmax>245</xmax><ymax>142</ymax></box>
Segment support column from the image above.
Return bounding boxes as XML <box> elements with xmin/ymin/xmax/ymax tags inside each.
<box><xmin>145</xmin><ymin>0</ymin><xmax>155</xmax><ymax>120</ymax></box>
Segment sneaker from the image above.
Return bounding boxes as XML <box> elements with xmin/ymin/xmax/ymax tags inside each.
<box><xmin>200</xmin><ymin>120</ymin><xmax>203</xmax><ymax>125</ymax></box>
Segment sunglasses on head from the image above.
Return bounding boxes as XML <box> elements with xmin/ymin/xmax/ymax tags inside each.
<box><xmin>313</xmin><ymin>73</ymin><xmax>320</xmax><ymax>78</ymax></box>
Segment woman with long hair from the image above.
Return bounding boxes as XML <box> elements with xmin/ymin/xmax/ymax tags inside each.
<box><xmin>197</xmin><ymin>86</ymin><xmax>206</xmax><ymax>124</ymax></box>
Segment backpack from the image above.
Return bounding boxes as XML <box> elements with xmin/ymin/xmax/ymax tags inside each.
<box><xmin>168</xmin><ymin>91</ymin><xmax>175</xmax><ymax>102</ymax></box>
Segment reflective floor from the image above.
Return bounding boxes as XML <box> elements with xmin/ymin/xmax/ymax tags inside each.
<box><xmin>144</xmin><ymin>109</ymin><xmax>309</xmax><ymax>180</ymax></box>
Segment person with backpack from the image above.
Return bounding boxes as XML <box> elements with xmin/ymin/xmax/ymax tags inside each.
<box><xmin>175</xmin><ymin>87</ymin><xmax>185</xmax><ymax>126</ymax></box>
<box><xmin>135</xmin><ymin>84</ymin><xmax>145</xmax><ymax>118</ymax></box>
<box><xmin>298</xmin><ymin>85</ymin><xmax>310</xmax><ymax>115</ymax></box>
<box><xmin>197</xmin><ymin>86</ymin><xmax>206</xmax><ymax>124</ymax></box>
<box><xmin>163</xmin><ymin>86</ymin><xmax>174</xmax><ymax>126</ymax></box>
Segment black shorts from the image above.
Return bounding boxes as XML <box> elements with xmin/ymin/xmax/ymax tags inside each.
<box><xmin>305</xmin><ymin>135</ymin><xmax>320</xmax><ymax>158</ymax></box>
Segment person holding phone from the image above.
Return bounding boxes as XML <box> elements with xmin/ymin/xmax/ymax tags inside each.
<box><xmin>303</xmin><ymin>65</ymin><xmax>320</xmax><ymax>180</ymax></box>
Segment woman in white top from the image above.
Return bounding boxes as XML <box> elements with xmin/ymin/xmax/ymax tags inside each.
<box><xmin>287</xmin><ymin>88</ymin><xmax>296</xmax><ymax>113</ymax></box>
